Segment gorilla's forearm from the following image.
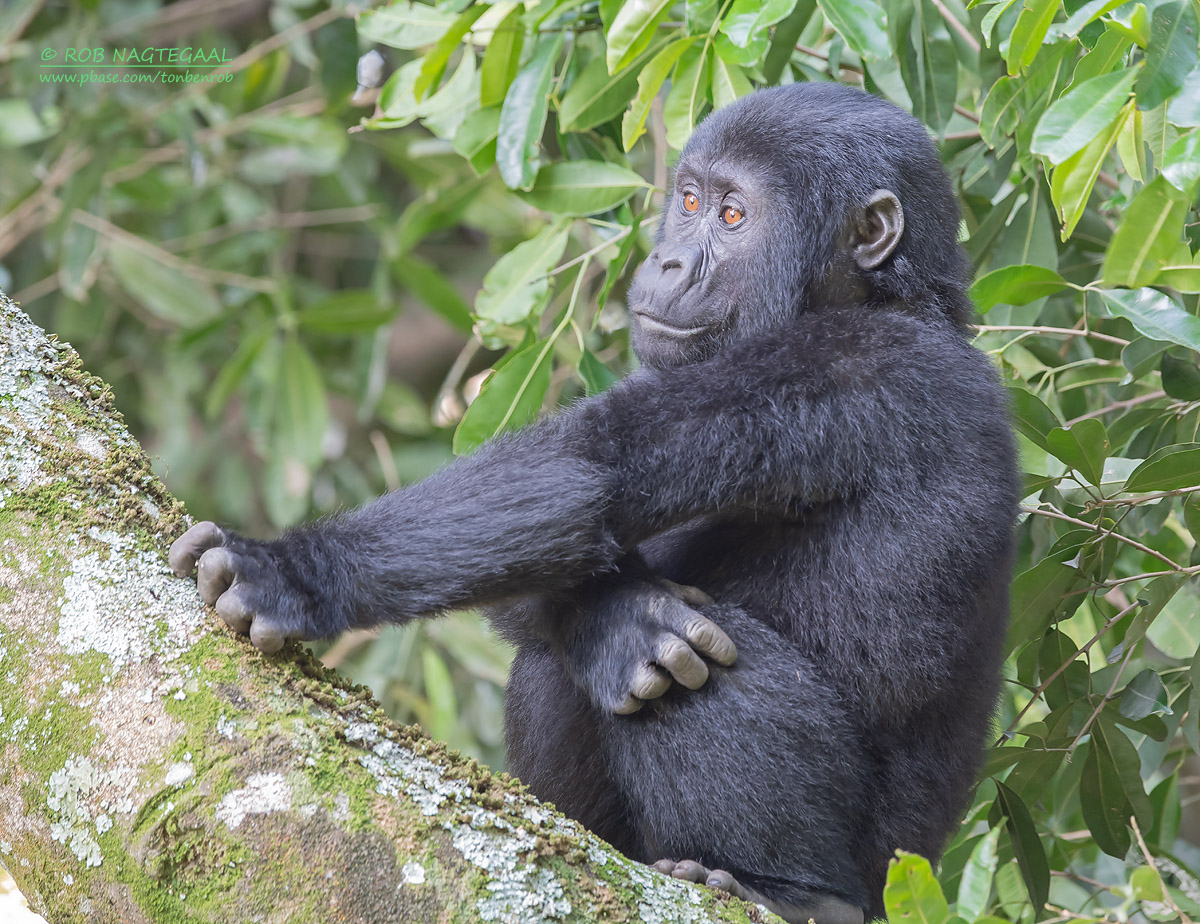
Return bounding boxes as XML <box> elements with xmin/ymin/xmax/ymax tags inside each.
<box><xmin>261</xmin><ymin>337</ymin><xmax>887</xmax><ymax>632</ymax></box>
<box><xmin>171</xmin><ymin>319</ymin><xmax>939</xmax><ymax>645</ymax></box>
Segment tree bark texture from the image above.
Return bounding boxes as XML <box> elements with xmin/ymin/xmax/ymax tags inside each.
<box><xmin>0</xmin><ymin>291</ymin><xmax>774</xmax><ymax>924</ymax></box>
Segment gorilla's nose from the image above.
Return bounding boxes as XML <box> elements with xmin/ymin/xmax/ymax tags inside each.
<box><xmin>653</xmin><ymin>243</ymin><xmax>703</xmax><ymax>294</ymax></box>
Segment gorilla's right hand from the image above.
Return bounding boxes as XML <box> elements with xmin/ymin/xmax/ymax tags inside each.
<box><xmin>169</xmin><ymin>521</ymin><xmax>315</xmax><ymax>654</ymax></box>
<box><xmin>562</xmin><ymin>578</ymin><xmax>737</xmax><ymax>715</ymax></box>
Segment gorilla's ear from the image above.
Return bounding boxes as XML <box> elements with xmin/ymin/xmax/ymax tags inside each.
<box><xmin>852</xmin><ymin>190</ymin><xmax>904</xmax><ymax>271</ymax></box>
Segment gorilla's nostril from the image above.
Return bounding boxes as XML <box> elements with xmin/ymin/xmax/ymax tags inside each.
<box><xmin>661</xmin><ymin>257</ymin><xmax>683</xmax><ymax>271</ymax></box>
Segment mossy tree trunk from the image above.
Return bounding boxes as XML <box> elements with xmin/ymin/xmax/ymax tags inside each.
<box><xmin>0</xmin><ymin>291</ymin><xmax>774</xmax><ymax>924</ymax></box>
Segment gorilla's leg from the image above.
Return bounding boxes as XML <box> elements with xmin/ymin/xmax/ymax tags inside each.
<box><xmin>504</xmin><ymin>643</ymin><xmax>638</xmax><ymax>856</ymax></box>
<box><xmin>601</xmin><ymin>605</ymin><xmax>870</xmax><ymax>924</ymax></box>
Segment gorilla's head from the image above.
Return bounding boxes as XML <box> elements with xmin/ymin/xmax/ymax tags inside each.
<box><xmin>628</xmin><ymin>83</ymin><xmax>973</xmax><ymax>369</ymax></box>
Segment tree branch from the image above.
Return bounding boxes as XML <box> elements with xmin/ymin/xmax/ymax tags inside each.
<box><xmin>0</xmin><ymin>290</ymin><xmax>771</xmax><ymax>924</ymax></box>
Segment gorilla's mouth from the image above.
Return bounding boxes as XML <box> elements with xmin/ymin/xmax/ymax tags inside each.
<box><xmin>632</xmin><ymin>310</ymin><xmax>713</xmax><ymax>339</ymax></box>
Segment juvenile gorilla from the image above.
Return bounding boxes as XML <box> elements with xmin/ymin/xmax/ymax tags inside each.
<box><xmin>171</xmin><ymin>83</ymin><xmax>1018</xmax><ymax>923</ymax></box>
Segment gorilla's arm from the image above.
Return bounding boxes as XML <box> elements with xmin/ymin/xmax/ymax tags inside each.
<box><xmin>170</xmin><ymin>331</ymin><xmax>898</xmax><ymax>651</ymax></box>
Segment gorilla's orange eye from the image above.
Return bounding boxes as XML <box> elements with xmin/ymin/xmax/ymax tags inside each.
<box><xmin>722</xmin><ymin>206</ymin><xmax>743</xmax><ymax>225</ymax></box>
<box><xmin>683</xmin><ymin>193</ymin><xmax>699</xmax><ymax>212</ymax></box>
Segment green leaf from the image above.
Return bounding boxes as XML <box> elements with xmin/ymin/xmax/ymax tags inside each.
<box><xmin>1167</xmin><ymin>67</ymin><xmax>1200</xmax><ymax>126</ymax></box>
<box><xmin>519</xmin><ymin>161</ymin><xmax>647</xmax><ymax>216</ymax></box>
<box><xmin>298</xmin><ymin>290</ymin><xmax>398</xmax><ymax>333</ymax></box>
<box><xmin>622</xmin><ymin>38</ymin><xmax>696</xmax><ymax>150</ymax></box>
<box><xmin>1096</xmin><ymin>287</ymin><xmax>1200</xmax><ymax>350</ymax></box>
<box><xmin>475</xmin><ymin>223</ymin><xmax>570</xmax><ymax>325</ymax></box>
<box><xmin>414</xmin><ymin>5</ymin><xmax>485</xmax><ymax>100</ymax></box>
<box><xmin>357</xmin><ymin>3</ymin><xmax>456</xmax><ymax>50</ymax></box>
<box><xmin>664</xmin><ymin>43</ymin><xmax>712</xmax><ymax>150</ymax></box>
<box><xmin>711</xmin><ymin>50</ymin><xmax>753</xmax><ymax>111</ymax></box>
<box><xmin>1046</xmin><ymin>417</ymin><xmax>1109</xmax><ymax>484</ymax></box>
<box><xmin>1124</xmin><ymin>443</ymin><xmax>1200</xmax><ymax>492</ymax></box>
<box><xmin>1135</xmin><ymin>0</ymin><xmax>1200</xmax><ymax>111</ymax></box>
<box><xmin>764</xmin><ymin>0</ymin><xmax>817</xmax><ymax>82</ymax></box>
<box><xmin>452</xmin><ymin>105</ymin><xmax>501</xmax><ymax>174</ymax></box>
<box><xmin>1162</xmin><ymin>130</ymin><xmax>1200</xmax><ymax>194</ymax></box>
<box><xmin>1162</xmin><ymin>347</ymin><xmax>1200</xmax><ymax>399</ymax></box>
<box><xmin>1146</xmin><ymin>583</ymin><xmax>1200</xmax><ymax>658</ymax></box>
<box><xmin>1050</xmin><ymin>102</ymin><xmax>1129</xmax><ymax>237</ymax></box>
<box><xmin>205</xmin><ymin>327</ymin><xmax>273</xmax><ymax>421</ymax></box>
<box><xmin>1101</xmin><ymin>176</ymin><xmax>1190</xmax><ymax>286</ymax></box>
<box><xmin>1031</xmin><ymin>67</ymin><xmax>1138</xmax><ymax>164</ymax></box>
<box><xmin>1070</xmin><ymin>26</ymin><xmax>1133</xmax><ymax>87</ymax></box>
<box><xmin>393</xmin><ymin>254</ymin><xmax>472</xmax><ymax>333</ymax></box>
<box><xmin>606</xmin><ymin>0</ymin><xmax>673</xmax><ymax>73</ymax></box>
<box><xmin>453</xmin><ymin>338</ymin><xmax>554</xmax><ymax>453</ymax></box>
<box><xmin>816</xmin><ymin>0</ymin><xmax>892</xmax><ymax>61</ymax></box>
<box><xmin>893</xmin><ymin>0</ymin><xmax>958</xmax><ymax>130</ymax></box>
<box><xmin>884</xmin><ymin>852</ymin><xmax>950</xmax><ymax>924</ymax></box>
<box><xmin>720</xmin><ymin>0</ymin><xmax>799</xmax><ymax>47</ymax></box>
<box><xmin>1005</xmin><ymin>0</ymin><xmax>1060</xmax><ymax>75</ymax></box>
<box><xmin>1039</xmin><ymin>628</ymin><xmax>1090</xmax><ymax>710</ymax></box>
<box><xmin>1080</xmin><ymin>734</ymin><xmax>1132</xmax><ymax>857</ymax></box>
<box><xmin>108</xmin><ymin>242</ymin><xmax>222</xmax><ymax>328</ymax></box>
<box><xmin>274</xmin><ymin>336</ymin><xmax>328</xmax><ymax>468</ymax></box>
<box><xmin>993</xmin><ymin>782</ymin><xmax>1050</xmax><ymax>914</ymax></box>
<box><xmin>1131</xmin><ymin>865</ymin><xmax>1166</xmax><ymax>902</ymax></box>
<box><xmin>598</xmin><ymin>213</ymin><xmax>643</xmax><ymax>309</ymax></box>
<box><xmin>1096</xmin><ymin>715</ymin><xmax>1155</xmax><ymax>827</ymax></box>
<box><xmin>970</xmin><ymin>264</ymin><xmax>1068</xmax><ymax>310</ymax></box>
<box><xmin>480</xmin><ymin>6</ymin><xmax>525</xmax><ymax>108</ymax></box>
<box><xmin>1007</xmin><ymin>387</ymin><xmax>1062</xmax><ymax>451</ymax></box>
<box><xmin>579</xmin><ymin>349</ymin><xmax>619</xmax><ymax>395</ymax></box>
<box><xmin>957</xmin><ymin>826</ymin><xmax>1002</xmax><ymax>920</ymax></box>
<box><xmin>559</xmin><ymin>55</ymin><xmax>644</xmax><ymax>132</ymax></box>
<box><xmin>1120</xmin><ymin>668</ymin><xmax>1173</xmax><ymax>720</ymax></box>
<box><xmin>496</xmin><ymin>34</ymin><xmax>562</xmax><ymax>190</ymax></box>
<box><xmin>1060</xmin><ymin>0</ymin><xmax>1128</xmax><ymax>37</ymax></box>
<box><xmin>1007</xmin><ymin>558</ymin><xmax>1081</xmax><ymax>652</ymax></box>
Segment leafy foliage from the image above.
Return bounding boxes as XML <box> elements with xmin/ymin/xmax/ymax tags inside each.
<box><xmin>4</xmin><ymin>0</ymin><xmax>1200</xmax><ymax>918</ymax></box>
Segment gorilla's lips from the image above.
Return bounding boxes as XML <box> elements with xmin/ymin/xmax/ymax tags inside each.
<box><xmin>631</xmin><ymin>309</ymin><xmax>714</xmax><ymax>339</ymax></box>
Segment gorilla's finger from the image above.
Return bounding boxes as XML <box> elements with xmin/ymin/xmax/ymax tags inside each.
<box><xmin>660</xmin><ymin>578</ymin><xmax>713</xmax><ymax>607</ymax></box>
<box><xmin>612</xmin><ymin>692</ymin><xmax>645</xmax><ymax>715</ymax></box>
<box><xmin>630</xmin><ymin>663</ymin><xmax>670</xmax><ymax>701</ymax></box>
<box><xmin>215</xmin><ymin>586</ymin><xmax>254</xmax><ymax>634</ymax></box>
<box><xmin>683</xmin><ymin>614</ymin><xmax>737</xmax><ymax>666</ymax></box>
<box><xmin>651</xmin><ymin>859</ymin><xmax>678</xmax><ymax>875</ymax></box>
<box><xmin>250</xmin><ymin>618</ymin><xmax>286</xmax><ymax>655</ymax></box>
<box><xmin>168</xmin><ymin>521</ymin><xmax>225</xmax><ymax>577</ymax></box>
<box><xmin>705</xmin><ymin>869</ymin><xmax>750</xmax><ymax>899</ymax></box>
<box><xmin>196</xmin><ymin>547</ymin><xmax>237</xmax><ymax>605</ymax></box>
<box><xmin>655</xmin><ymin>634</ymin><xmax>709</xmax><ymax>690</ymax></box>
<box><xmin>671</xmin><ymin>860</ymin><xmax>709</xmax><ymax>883</ymax></box>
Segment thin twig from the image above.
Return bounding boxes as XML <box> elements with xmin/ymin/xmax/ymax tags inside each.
<box><xmin>1066</xmin><ymin>390</ymin><xmax>1167</xmax><ymax>425</ymax></box>
<box><xmin>929</xmin><ymin>0</ymin><xmax>981</xmax><ymax>53</ymax></box>
<box><xmin>1001</xmin><ymin>597</ymin><xmax>1140</xmax><ymax>739</ymax></box>
<box><xmin>1066</xmin><ymin>644</ymin><xmax>1133</xmax><ymax>756</ymax></box>
<box><xmin>1089</xmin><ymin>484</ymin><xmax>1200</xmax><ymax>510</ymax></box>
<box><xmin>1131</xmin><ymin>816</ymin><xmax>1194</xmax><ymax>924</ymax></box>
<box><xmin>73</xmin><ymin>210</ymin><xmax>276</xmax><ymax>292</ymax></box>
<box><xmin>1023</xmin><ymin>506</ymin><xmax>1181</xmax><ymax>571</ymax></box>
<box><xmin>974</xmin><ymin>325</ymin><xmax>1130</xmax><ymax>347</ymax></box>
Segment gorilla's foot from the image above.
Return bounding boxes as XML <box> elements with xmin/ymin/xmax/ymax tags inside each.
<box><xmin>650</xmin><ymin>859</ymin><xmax>864</xmax><ymax>924</ymax></box>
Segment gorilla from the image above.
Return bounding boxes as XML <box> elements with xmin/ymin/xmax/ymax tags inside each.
<box><xmin>170</xmin><ymin>83</ymin><xmax>1018</xmax><ymax>923</ymax></box>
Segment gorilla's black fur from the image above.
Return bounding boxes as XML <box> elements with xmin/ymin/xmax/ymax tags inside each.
<box><xmin>170</xmin><ymin>83</ymin><xmax>1018</xmax><ymax>920</ymax></box>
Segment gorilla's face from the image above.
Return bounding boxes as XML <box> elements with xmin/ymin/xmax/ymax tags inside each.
<box><xmin>628</xmin><ymin>159</ymin><xmax>777</xmax><ymax>369</ymax></box>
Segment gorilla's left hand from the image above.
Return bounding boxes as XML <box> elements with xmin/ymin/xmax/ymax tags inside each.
<box><xmin>562</xmin><ymin>578</ymin><xmax>738</xmax><ymax>715</ymax></box>
<box><xmin>169</xmin><ymin>521</ymin><xmax>316</xmax><ymax>653</ymax></box>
